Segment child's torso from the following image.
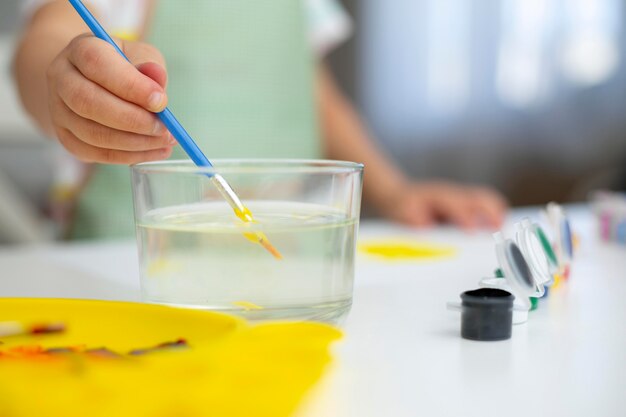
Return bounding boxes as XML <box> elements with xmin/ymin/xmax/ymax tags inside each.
<box><xmin>72</xmin><ymin>0</ymin><xmax>319</xmax><ymax>240</ymax></box>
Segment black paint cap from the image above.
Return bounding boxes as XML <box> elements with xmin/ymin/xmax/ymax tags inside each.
<box><xmin>460</xmin><ymin>288</ymin><xmax>514</xmax><ymax>341</ymax></box>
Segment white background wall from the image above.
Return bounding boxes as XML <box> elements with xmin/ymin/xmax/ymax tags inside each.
<box><xmin>330</xmin><ymin>0</ymin><xmax>626</xmax><ymax>205</ymax></box>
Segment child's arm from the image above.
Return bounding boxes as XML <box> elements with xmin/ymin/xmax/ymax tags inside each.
<box><xmin>13</xmin><ymin>0</ymin><xmax>173</xmax><ymax>164</ymax></box>
<box><xmin>317</xmin><ymin>65</ymin><xmax>507</xmax><ymax>229</ymax></box>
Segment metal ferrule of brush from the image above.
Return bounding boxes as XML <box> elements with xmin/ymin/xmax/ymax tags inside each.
<box><xmin>210</xmin><ymin>175</ymin><xmax>248</xmax><ymax>219</ymax></box>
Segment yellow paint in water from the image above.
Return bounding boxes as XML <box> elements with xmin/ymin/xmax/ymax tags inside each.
<box><xmin>359</xmin><ymin>239</ymin><xmax>456</xmax><ymax>261</ymax></box>
<box><xmin>232</xmin><ymin>301</ymin><xmax>264</xmax><ymax>311</ymax></box>
<box><xmin>146</xmin><ymin>258</ymin><xmax>181</xmax><ymax>276</ymax></box>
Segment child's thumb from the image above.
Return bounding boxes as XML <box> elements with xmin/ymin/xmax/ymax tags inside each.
<box><xmin>136</xmin><ymin>62</ymin><xmax>168</xmax><ymax>89</ymax></box>
<box><xmin>115</xmin><ymin>39</ymin><xmax>168</xmax><ymax>88</ymax></box>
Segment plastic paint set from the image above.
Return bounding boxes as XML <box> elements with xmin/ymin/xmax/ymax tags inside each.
<box><xmin>449</xmin><ymin>203</ymin><xmax>575</xmax><ymax>341</ymax></box>
<box><xmin>591</xmin><ymin>191</ymin><xmax>626</xmax><ymax>245</ymax></box>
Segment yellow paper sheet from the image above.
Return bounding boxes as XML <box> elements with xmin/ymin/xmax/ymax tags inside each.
<box><xmin>0</xmin><ymin>299</ymin><xmax>341</xmax><ymax>417</ymax></box>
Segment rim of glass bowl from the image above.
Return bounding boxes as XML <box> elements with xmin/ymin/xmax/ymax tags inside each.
<box><xmin>132</xmin><ymin>159</ymin><xmax>364</xmax><ymax>175</ymax></box>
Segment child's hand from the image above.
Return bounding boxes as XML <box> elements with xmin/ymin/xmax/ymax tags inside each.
<box><xmin>46</xmin><ymin>34</ymin><xmax>175</xmax><ymax>164</ymax></box>
<box><xmin>379</xmin><ymin>181</ymin><xmax>508</xmax><ymax>230</ymax></box>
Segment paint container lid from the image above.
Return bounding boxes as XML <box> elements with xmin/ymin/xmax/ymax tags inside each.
<box><xmin>494</xmin><ymin>232</ymin><xmax>545</xmax><ymax>300</ymax></box>
<box><xmin>515</xmin><ymin>218</ymin><xmax>557</xmax><ymax>287</ymax></box>
<box><xmin>479</xmin><ymin>232</ymin><xmax>545</xmax><ymax>324</ymax></box>
<box><xmin>546</xmin><ymin>202</ymin><xmax>574</xmax><ymax>265</ymax></box>
<box><xmin>460</xmin><ymin>288</ymin><xmax>514</xmax><ymax>341</ymax></box>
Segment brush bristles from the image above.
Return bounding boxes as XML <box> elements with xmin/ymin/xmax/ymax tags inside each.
<box><xmin>258</xmin><ymin>237</ymin><xmax>283</xmax><ymax>260</ymax></box>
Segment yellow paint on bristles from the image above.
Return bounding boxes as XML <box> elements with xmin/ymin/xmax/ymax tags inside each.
<box><xmin>258</xmin><ymin>235</ymin><xmax>283</xmax><ymax>259</ymax></box>
<box><xmin>235</xmin><ymin>206</ymin><xmax>283</xmax><ymax>260</ymax></box>
<box><xmin>234</xmin><ymin>206</ymin><xmax>255</xmax><ymax>223</ymax></box>
<box><xmin>358</xmin><ymin>239</ymin><xmax>456</xmax><ymax>261</ymax></box>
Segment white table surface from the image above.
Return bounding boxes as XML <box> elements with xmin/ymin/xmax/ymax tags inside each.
<box><xmin>1</xmin><ymin>206</ymin><xmax>625</xmax><ymax>417</ymax></box>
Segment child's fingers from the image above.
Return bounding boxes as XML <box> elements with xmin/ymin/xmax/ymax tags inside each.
<box><xmin>468</xmin><ymin>187</ymin><xmax>508</xmax><ymax>228</ymax></box>
<box><xmin>137</xmin><ymin>62</ymin><xmax>168</xmax><ymax>89</ymax></box>
<box><xmin>67</xmin><ymin>36</ymin><xmax>167</xmax><ymax>112</ymax></box>
<box><xmin>399</xmin><ymin>196</ymin><xmax>436</xmax><ymax>227</ymax></box>
<box><xmin>56</xmin><ymin>127</ymin><xmax>173</xmax><ymax>165</ymax></box>
<box><xmin>434</xmin><ymin>192</ymin><xmax>478</xmax><ymax>230</ymax></box>
<box><xmin>55</xmin><ymin>61</ymin><xmax>165</xmax><ymax>136</ymax></box>
<box><xmin>122</xmin><ymin>40</ymin><xmax>167</xmax><ymax>71</ymax></box>
<box><xmin>55</xmin><ymin>99</ymin><xmax>175</xmax><ymax>152</ymax></box>
<box><xmin>404</xmin><ymin>209</ymin><xmax>436</xmax><ymax>228</ymax></box>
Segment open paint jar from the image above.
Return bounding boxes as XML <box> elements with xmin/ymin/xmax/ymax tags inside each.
<box><xmin>480</xmin><ymin>232</ymin><xmax>544</xmax><ymax>324</ymax></box>
<box><xmin>546</xmin><ymin>203</ymin><xmax>574</xmax><ymax>278</ymax></box>
<box><xmin>515</xmin><ymin>218</ymin><xmax>558</xmax><ymax>289</ymax></box>
<box><xmin>591</xmin><ymin>191</ymin><xmax>626</xmax><ymax>244</ymax></box>
<box><xmin>131</xmin><ymin>160</ymin><xmax>363</xmax><ymax>323</ymax></box>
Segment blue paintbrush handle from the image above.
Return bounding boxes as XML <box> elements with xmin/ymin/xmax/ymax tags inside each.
<box><xmin>67</xmin><ymin>0</ymin><xmax>213</xmax><ymax>168</ymax></box>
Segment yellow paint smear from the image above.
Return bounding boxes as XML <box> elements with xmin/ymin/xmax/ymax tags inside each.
<box><xmin>359</xmin><ymin>239</ymin><xmax>456</xmax><ymax>261</ymax></box>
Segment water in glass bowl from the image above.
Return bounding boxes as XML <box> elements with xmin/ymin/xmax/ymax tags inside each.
<box><xmin>136</xmin><ymin>201</ymin><xmax>357</xmax><ymax>323</ymax></box>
